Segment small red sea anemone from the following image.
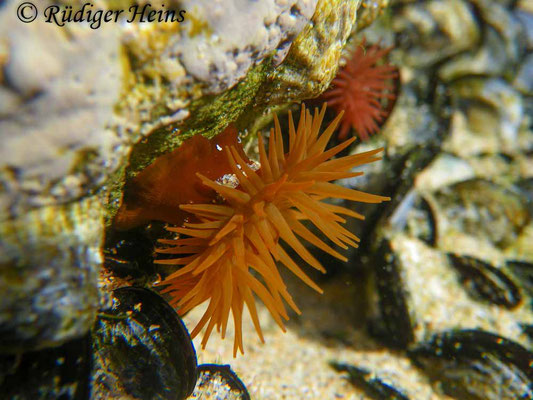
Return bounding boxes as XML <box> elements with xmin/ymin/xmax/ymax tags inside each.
<box><xmin>320</xmin><ymin>38</ymin><xmax>399</xmax><ymax>141</ymax></box>
<box><xmin>155</xmin><ymin>105</ymin><xmax>390</xmax><ymax>355</ymax></box>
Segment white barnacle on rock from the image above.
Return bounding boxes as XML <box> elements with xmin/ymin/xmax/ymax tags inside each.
<box><xmin>175</xmin><ymin>0</ymin><xmax>318</xmax><ymax>93</ymax></box>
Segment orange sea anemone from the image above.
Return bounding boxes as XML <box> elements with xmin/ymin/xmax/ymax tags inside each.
<box><xmin>156</xmin><ymin>105</ymin><xmax>389</xmax><ymax>355</ymax></box>
<box><xmin>320</xmin><ymin>38</ymin><xmax>399</xmax><ymax>141</ymax></box>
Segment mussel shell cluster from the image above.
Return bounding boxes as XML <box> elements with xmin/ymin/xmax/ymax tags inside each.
<box><xmin>0</xmin><ymin>287</ymin><xmax>198</xmax><ymax>399</ymax></box>
<box><xmin>330</xmin><ymin>0</ymin><xmax>533</xmax><ymax>396</ymax></box>
<box><xmin>409</xmin><ymin>329</ymin><xmax>533</xmax><ymax>400</ymax></box>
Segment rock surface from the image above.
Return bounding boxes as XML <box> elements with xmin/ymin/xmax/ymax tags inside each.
<box><xmin>0</xmin><ymin>0</ymin><xmax>362</xmax><ymax>353</ymax></box>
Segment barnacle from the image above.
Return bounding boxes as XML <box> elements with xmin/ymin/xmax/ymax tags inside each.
<box><xmin>156</xmin><ymin>104</ymin><xmax>389</xmax><ymax>355</ymax></box>
<box><xmin>320</xmin><ymin>38</ymin><xmax>399</xmax><ymax>141</ymax></box>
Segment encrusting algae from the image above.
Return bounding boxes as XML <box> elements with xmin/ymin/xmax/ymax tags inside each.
<box><xmin>155</xmin><ymin>104</ymin><xmax>390</xmax><ymax>356</ymax></box>
<box><xmin>114</xmin><ymin>125</ymin><xmax>249</xmax><ymax>230</ymax></box>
